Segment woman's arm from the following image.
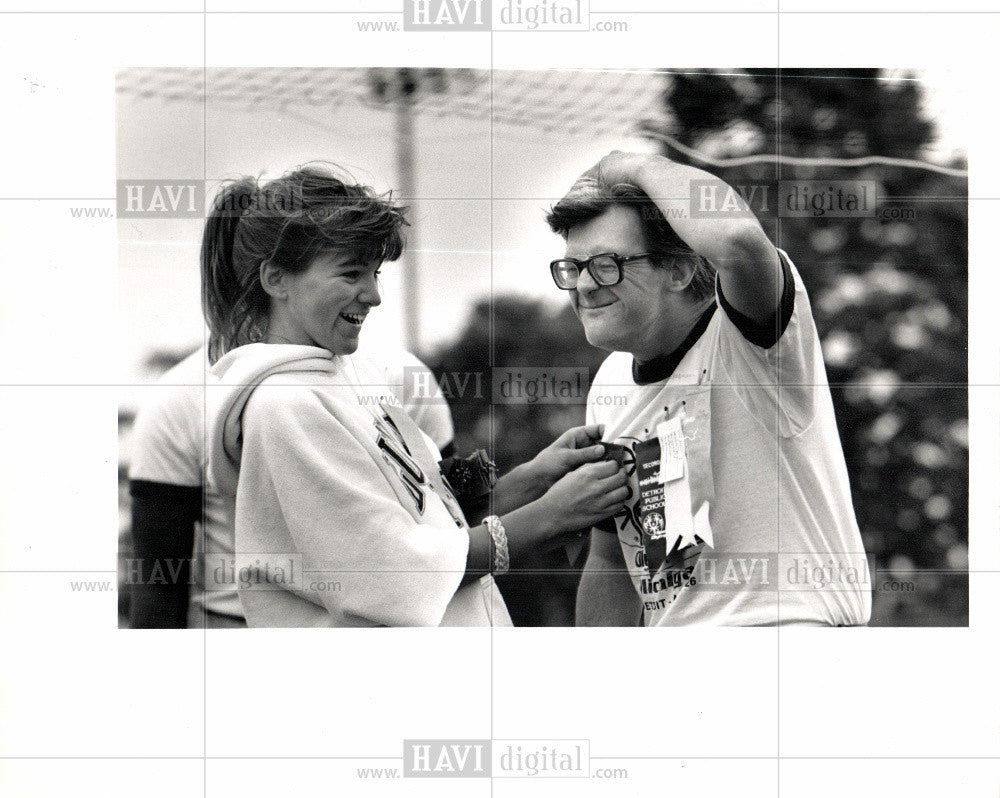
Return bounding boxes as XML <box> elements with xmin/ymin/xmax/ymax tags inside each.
<box><xmin>489</xmin><ymin>424</ymin><xmax>607</xmax><ymax>516</ymax></box>
<box><xmin>238</xmin><ymin>387</ymin><xmax>473</xmax><ymax>627</ymax></box>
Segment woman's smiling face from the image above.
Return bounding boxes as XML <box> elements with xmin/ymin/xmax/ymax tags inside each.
<box><xmin>275</xmin><ymin>249</ymin><xmax>383</xmax><ymax>355</ymax></box>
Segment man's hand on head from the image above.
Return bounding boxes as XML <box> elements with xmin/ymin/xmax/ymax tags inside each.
<box><xmin>575</xmin><ymin>149</ymin><xmax>782</xmax><ymax>325</ymax></box>
<box><xmin>582</xmin><ymin>150</ymin><xmax>661</xmax><ymax>187</ymax></box>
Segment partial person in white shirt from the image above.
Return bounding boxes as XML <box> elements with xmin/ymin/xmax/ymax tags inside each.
<box><xmin>127</xmin><ymin>343</ymin><xmax>457</xmax><ymax>628</ymax></box>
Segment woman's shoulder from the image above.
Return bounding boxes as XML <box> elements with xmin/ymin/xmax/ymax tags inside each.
<box><xmin>212</xmin><ymin>342</ymin><xmax>335</xmax><ymax>380</ymax></box>
<box><xmin>249</xmin><ymin>374</ymin><xmax>375</xmax><ymax>437</ymax></box>
<box><xmin>209</xmin><ymin>343</ymin><xmax>350</xmax><ymax>429</ymax></box>
<box><xmin>213</xmin><ymin>344</ymin><xmax>343</xmax><ymax>401</ymax></box>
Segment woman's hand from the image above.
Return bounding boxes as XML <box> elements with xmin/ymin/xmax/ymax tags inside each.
<box><xmin>489</xmin><ymin>424</ymin><xmax>608</xmax><ymax>516</ymax></box>
<box><xmin>485</xmin><ymin>459</ymin><xmax>629</xmax><ymax>570</ymax></box>
<box><xmin>529</xmin><ymin>423</ymin><xmax>607</xmax><ymax>486</ymax></box>
<box><xmin>535</xmin><ymin>459</ymin><xmax>630</xmax><ymax>534</ymax></box>
<box><xmin>495</xmin><ymin>459</ymin><xmax>629</xmax><ymax>563</ymax></box>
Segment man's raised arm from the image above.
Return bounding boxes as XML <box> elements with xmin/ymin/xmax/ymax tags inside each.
<box><xmin>589</xmin><ymin>151</ymin><xmax>782</xmax><ymax>325</ymax></box>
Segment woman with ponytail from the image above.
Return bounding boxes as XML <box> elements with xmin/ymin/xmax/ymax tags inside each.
<box><xmin>202</xmin><ymin>164</ymin><xmax>629</xmax><ymax>627</ymax></box>
<box><xmin>126</xmin><ymin>170</ymin><xmax>458</xmax><ymax>628</ymax></box>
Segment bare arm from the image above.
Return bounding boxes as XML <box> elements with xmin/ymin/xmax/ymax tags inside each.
<box><xmin>489</xmin><ymin>424</ymin><xmax>607</xmax><ymax>516</ymax></box>
<box><xmin>463</xmin><ymin>459</ymin><xmax>630</xmax><ymax>587</ymax></box>
<box><xmin>576</xmin><ymin>529</ymin><xmax>642</xmax><ymax>627</ymax></box>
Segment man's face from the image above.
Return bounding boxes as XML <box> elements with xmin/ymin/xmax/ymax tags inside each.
<box><xmin>564</xmin><ymin>205</ymin><xmax>676</xmax><ymax>358</ymax></box>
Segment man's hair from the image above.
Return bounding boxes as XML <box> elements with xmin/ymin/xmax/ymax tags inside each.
<box><xmin>546</xmin><ymin>178</ymin><xmax>716</xmax><ymax>301</ymax></box>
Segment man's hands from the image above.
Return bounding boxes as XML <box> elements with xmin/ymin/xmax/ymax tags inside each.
<box><xmin>581</xmin><ymin>149</ymin><xmax>752</xmax><ymax>263</ymax></box>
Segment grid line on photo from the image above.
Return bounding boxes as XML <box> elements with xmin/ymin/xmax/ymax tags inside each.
<box><xmin>4</xmin><ymin>8</ymin><xmax>1000</xmax><ymax>13</ymax></box>
<box><xmin>3</xmin><ymin>194</ymin><xmax>990</xmax><ymax>201</ymax></box>
<box><xmin>7</xmin><ymin>566</ymin><xmax>992</xmax><ymax>575</ymax></box>
<box><xmin>4</xmin><ymin>380</ymin><xmax>985</xmax><ymax>386</ymax></box>
<box><xmin>775</xmin><ymin>57</ymin><xmax>783</xmax><ymax>795</ymax></box>
<box><xmin>489</xmin><ymin>34</ymin><xmax>497</xmax><ymax>785</ymax></box>
<box><xmin>201</xmin><ymin>16</ymin><xmax>208</xmax><ymax>798</ymax></box>
<box><xmin>3</xmin><ymin>754</ymin><xmax>999</xmax><ymax>760</ymax></box>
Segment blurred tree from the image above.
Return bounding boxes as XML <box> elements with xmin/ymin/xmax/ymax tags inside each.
<box><xmin>431</xmin><ymin>297</ymin><xmax>602</xmax><ymax>625</ymax></box>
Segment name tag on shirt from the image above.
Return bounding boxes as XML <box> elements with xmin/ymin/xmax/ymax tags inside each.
<box><xmin>657</xmin><ymin>416</ymin><xmax>686</xmax><ymax>483</ymax></box>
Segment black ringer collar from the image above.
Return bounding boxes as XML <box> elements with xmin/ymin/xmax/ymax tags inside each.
<box><xmin>632</xmin><ymin>303</ymin><xmax>717</xmax><ymax>386</ymax></box>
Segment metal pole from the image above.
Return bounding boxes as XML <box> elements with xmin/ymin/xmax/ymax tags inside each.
<box><xmin>395</xmin><ymin>69</ymin><xmax>420</xmax><ymax>355</ymax></box>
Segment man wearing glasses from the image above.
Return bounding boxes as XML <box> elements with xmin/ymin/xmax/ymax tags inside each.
<box><xmin>547</xmin><ymin>151</ymin><xmax>871</xmax><ymax>627</ymax></box>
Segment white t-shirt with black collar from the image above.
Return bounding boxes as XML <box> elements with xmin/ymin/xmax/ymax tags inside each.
<box><xmin>586</xmin><ymin>250</ymin><xmax>872</xmax><ymax>626</ymax></box>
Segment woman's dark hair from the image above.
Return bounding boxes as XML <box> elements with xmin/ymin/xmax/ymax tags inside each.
<box><xmin>545</xmin><ymin>177</ymin><xmax>716</xmax><ymax>301</ymax></box>
<box><xmin>200</xmin><ymin>164</ymin><xmax>408</xmax><ymax>363</ymax></box>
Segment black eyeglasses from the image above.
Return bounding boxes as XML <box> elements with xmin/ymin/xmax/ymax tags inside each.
<box><xmin>549</xmin><ymin>252</ymin><xmax>658</xmax><ymax>290</ymax></box>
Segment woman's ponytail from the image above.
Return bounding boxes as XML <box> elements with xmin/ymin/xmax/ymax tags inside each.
<box><xmin>200</xmin><ymin>177</ymin><xmax>259</xmax><ymax>363</ymax></box>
